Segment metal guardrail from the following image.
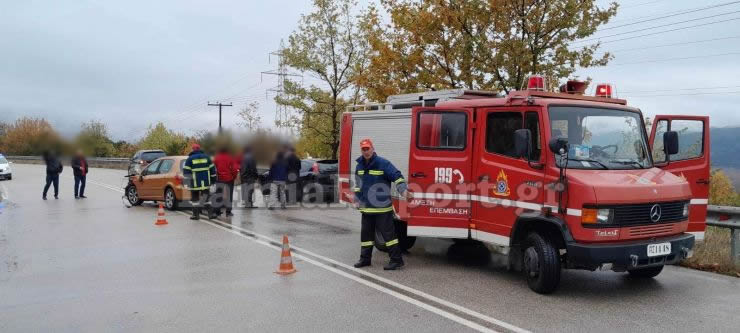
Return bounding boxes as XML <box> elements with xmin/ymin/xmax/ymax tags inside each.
<box><xmin>707</xmin><ymin>205</ymin><xmax>740</xmax><ymax>265</ymax></box>
<box><xmin>6</xmin><ymin>155</ymin><xmax>130</xmax><ymax>170</ymax></box>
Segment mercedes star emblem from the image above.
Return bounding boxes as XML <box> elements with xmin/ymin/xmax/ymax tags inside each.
<box><xmin>650</xmin><ymin>204</ymin><xmax>662</xmax><ymax>222</ymax></box>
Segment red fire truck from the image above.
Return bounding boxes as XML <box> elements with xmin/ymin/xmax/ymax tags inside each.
<box><xmin>338</xmin><ymin>77</ymin><xmax>710</xmax><ymax>293</ymax></box>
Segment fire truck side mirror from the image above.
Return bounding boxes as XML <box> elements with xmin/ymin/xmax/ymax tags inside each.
<box><xmin>663</xmin><ymin>131</ymin><xmax>679</xmax><ymax>156</ymax></box>
<box><xmin>514</xmin><ymin>129</ymin><xmax>532</xmax><ymax>159</ymax></box>
<box><xmin>548</xmin><ymin>138</ymin><xmax>569</xmax><ymax>155</ymax></box>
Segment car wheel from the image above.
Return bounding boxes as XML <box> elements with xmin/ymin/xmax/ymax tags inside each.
<box><xmin>164</xmin><ymin>187</ymin><xmax>178</xmax><ymax>210</ymax></box>
<box><xmin>523</xmin><ymin>232</ymin><xmax>561</xmax><ymax>294</ymax></box>
<box><xmin>627</xmin><ymin>265</ymin><xmax>664</xmax><ymax>278</ymax></box>
<box><xmin>126</xmin><ymin>185</ymin><xmax>143</xmax><ymax>206</ymax></box>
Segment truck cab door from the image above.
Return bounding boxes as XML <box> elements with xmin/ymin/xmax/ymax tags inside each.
<box><xmin>649</xmin><ymin>115</ymin><xmax>710</xmax><ymax>240</ymax></box>
<box><xmin>406</xmin><ymin>107</ymin><xmax>473</xmax><ymax>239</ymax></box>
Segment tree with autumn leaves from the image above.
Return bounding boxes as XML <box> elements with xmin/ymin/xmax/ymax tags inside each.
<box><xmin>278</xmin><ymin>0</ymin><xmax>618</xmax><ymax>157</ymax></box>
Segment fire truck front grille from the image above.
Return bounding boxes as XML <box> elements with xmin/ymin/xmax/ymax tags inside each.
<box><xmin>612</xmin><ymin>201</ymin><xmax>687</xmax><ymax>226</ymax></box>
<box><xmin>628</xmin><ymin>224</ymin><xmax>675</xmax><ymax>237</ymax></box>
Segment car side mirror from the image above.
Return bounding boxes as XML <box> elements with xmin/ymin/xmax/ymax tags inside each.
<box><xmin>514</xmin><ymin>129</ymin><xmax>532</xmax><ymax>159</ymax></box>
<box><xmin>663</xmin><ymin>131</ymin><xmax>679</xmax><ymax>156</ymax></box>
<box><xmin>548</xmin><ymin>137</ymin><xmax>569</xmax><ymax>155</ymax></box>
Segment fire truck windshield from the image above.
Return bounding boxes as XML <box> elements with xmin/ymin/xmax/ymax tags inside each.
<box><xmin>549</xmin><ymin>106</ymin><xmax>652</xmax><ymax>170</ymax></box>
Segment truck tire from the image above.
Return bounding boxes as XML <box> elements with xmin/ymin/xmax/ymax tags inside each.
<box><xmin>627</xmin><ymin>265</ymin><xmax>664</xmax><ymax>278</ymax></box>
<box><xmin>523</xmin><ymin>232</ymin><xmax>561</xmax><ymax>294</ymax></box>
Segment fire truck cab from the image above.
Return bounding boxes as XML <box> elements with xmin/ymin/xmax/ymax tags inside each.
<box><xmin>339</xmin><ymin>79</ymin><xmax>710</xmax><ymax>294</ymax></box>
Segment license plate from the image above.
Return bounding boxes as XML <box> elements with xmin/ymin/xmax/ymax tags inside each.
<box><xmin>647</xmin><ymin>242</ymin><xmax>671</xmax><ymax>257</ymax></box>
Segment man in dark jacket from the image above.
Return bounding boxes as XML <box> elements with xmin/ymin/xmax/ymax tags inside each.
<box><xmin>285</xmin><ymin>146</ymin><xmax>302</xmax><ymax>204</ymax></box>
<box><xmin>71</xmin><ymin>149</ymin><xmax>89</xmax><ymax>199</ymax></box>
<box><xmin>183</xmin><ymin>144</ymin><xmax>217</xmax><ymax>220</ymax></box>
<box><xmin>42</xmin><ymin>151</ymin><xmax>63</xmax><ymax>200</ymax></box>
<box><xmin>352</xmin><ymin>139</ymin><xmax>408</xmax><ymax>271</ymax></box>
<box><xmin>212</xmin><ymin>147</ymin><xmax>238</xmax><ymax>217</ymax></box>
<box><xmin>240</xmin><ymin>146</ymin><xmax>258</xmax><ymax>208</ymax></box>
<box><xmin>268</xmin><ymin>151</ymin><xmax>288</xmax><ymax>209</ymax></box>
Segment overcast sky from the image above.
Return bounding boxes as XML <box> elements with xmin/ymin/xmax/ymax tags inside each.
<box><xmin>1</xmin><ymin>0</ymin><xmax>739</xmax><ymax>141</ymax></box>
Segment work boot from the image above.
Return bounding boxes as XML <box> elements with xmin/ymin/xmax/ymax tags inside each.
<box><xmin>190</xmin><ymin>215</ymin><xmax>199</xmax><ymax>220</ymax></box>
<box><xmin>383</xmin><ymin>261</ymin><xmax>404</xmax><ymax>270</ymax></box>
<box><xmin>353</xmin><ymin>260</ymin><xmax>371</xmax><ymax>268</ymax></box>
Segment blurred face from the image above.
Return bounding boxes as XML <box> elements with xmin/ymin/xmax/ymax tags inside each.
<box><xmin>361</xmin><ymin>146</ymin><xmax>374</xmax><ymax>159</ymax></box>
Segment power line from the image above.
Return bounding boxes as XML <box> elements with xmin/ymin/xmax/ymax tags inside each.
<box><xmin>577</xmin><ymin>10</ymin><xmax>740</xmax><ymax>43</ymax></box>
<box><xmin>619</xmin><ymin>0</ymin><xmax>669</xmax><ymax>10</ymax></box>
<box><xmin>605</xmin><ymin>35</ymin><xmax>740</xmax><ymax>53</ymax></box>
<box><xmin>611</xmin><ymin>51</ymin><xmax>740</xmax><ymax>66</ymax></box>
<box><xmin>621</xmin><ymin>85</ymin><xmax>740</xmax><ymax>94</ymax></box>
<box><xmin>582</xmin><ymin>17</ymin><xmax>740</xmax><ymax>45</ymax></box>
<box><xmin>600</xmin><ymin>1</ymin><xmax>740</xmax><ymax>31</ymax></box>
<box><xmin>624</xmin><ymin>91</ymin><xmax>740</xmax><ymax>97</ymax></box>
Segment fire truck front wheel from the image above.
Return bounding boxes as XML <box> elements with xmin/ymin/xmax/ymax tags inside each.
<box><xmin>523</xmin><ymin>232</ymin><xmax>561</xmax><ymax>294</ymax></box>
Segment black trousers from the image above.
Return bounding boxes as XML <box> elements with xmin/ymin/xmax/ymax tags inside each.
<box><xmin>212</xmin><ymin>181</ymin><xmax>234</xmax><ymax>214</ymax></box>
<box><xmin>190</xmin><ymin>189</ymin><xmax>211</xmax><ymax>218</ymax></box>
<box><xmin>43</xmin><ymin>174</ymin><xmax>59</xmax><ymax>197</ymax></box>
<box><xmin>74</xmin><ymin>175</ymin><xmax>86</xmax><ymax>197</ymax></box>
<box><xmin>360</xmin><ymin>211</ymin><xmax>402</xmax><ymax>263</ymax></box>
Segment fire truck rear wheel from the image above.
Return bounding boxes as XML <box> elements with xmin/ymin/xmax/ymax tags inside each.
<box><xmin>523</xmin><ymin>232</ymin><xmax>561</xmax><ymax>294</ymax></box>
<box><xmin>627</xmin><ymin>265</ymin><xmax>664</xmax><ymax>278</ymax></box>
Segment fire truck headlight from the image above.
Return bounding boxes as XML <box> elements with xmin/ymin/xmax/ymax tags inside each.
<box><xmin>682</xmin><ymin>203</ymin><xmax>690</xmax><ymax>219</ymax></box>
<box><xmin>582</xmin><ymin>208</ymin><xmax>613</xmax><ymax>224</ymax></box>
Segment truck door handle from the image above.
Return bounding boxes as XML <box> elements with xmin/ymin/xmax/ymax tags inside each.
<box><xmin>696</xmin><ymin>178</ymin><xmax>710</xmax><ymax>185</ymax></box>
<box><xmin>478</xmin><ymin>174</ymin><xmax>490</xmax><ymax>182</ymax></box>
<box><xmin>411</xmin><ymin>172</ymin><xmax>426</xmax><ymax>178</ymax></box>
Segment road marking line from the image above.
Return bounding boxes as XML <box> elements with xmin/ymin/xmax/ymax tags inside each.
<box><xmin>196</xmin><ymin>217</ymin><xmax>529</xmax><ymax>333</ymax></box>
<box><xmin>192</xmin><ymin>217</ymin><xmax>500</xmax><ymax>333</ymax></box>
<box><xmin>90</xmin><ymin>178</ymin><xmax>530</xmax><ymax>333</ymax></box>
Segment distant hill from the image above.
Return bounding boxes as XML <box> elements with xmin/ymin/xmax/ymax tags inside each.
<box><xmin>710</xmin><ymin>127</ymin><xmax>740</xmax><ymax>189</ymax></box>
<box><xmin>711</xmin><ymin>127</ymin><xmax>740</xmax><ymax>168</ymax></box>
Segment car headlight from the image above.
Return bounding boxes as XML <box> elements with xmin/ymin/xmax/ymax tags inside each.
<box><xmin>682</xmin><ymin>203</ymin><xmax>689</xmax><ymax>218</ymax></box>
<box><xmin>582</xmin><ymin>208</ymin><xmax>613</xmax><ymax>225</ymax></box>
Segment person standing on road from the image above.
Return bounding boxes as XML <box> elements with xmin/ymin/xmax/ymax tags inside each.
<box><xmin>268</xmin><ymin>150</ymin><xmax>288</xmax><ymax>209</ymax></box>
<box><xmin>240</xmin><ymin>146</ymin><xmax>258</xmax><ymax>208</ymax></box>
<box><xmin>183</xmin><ymin>144</ymin><xmax>217</xmax><ymax>220</ymax></box>
<box><xmin>42</xmin><ymin>151</ymin><xmax>63</xmax><ymax>200</ymax></box>
<box><xmin>212</xmin><ymin>147</ymin><xmax>238</xmax><ymax>217</ymax></box>
<box><xmin>71</xmin><ymin>150</ymin><xmax>88</xmax><ymax>199</ymax></box>
<box><xmin>285</xmin><ymin>146</ymin><xmax>302</xmax><ymax>205</ymax></box>
<box><xmin>352</xmin><ymin>139</ymin><xmax>408</xmax><ymax>270</ymax></box>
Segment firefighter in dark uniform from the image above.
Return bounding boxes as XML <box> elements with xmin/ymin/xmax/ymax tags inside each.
<box><xmin>353</xmin><ymin>138</ymin><xmax>408</xmax><ymax>270</ymax></box>
<box><xmin>183</xmin><ymin>143</ymin><xmax>217</xmax><ymax>220</ymax></box>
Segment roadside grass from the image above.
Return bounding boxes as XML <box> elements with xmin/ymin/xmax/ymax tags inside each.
<box><xmin>681</xmin><ymin>226</ymin><xmax>739</xmax><ymax>277</ymax></box>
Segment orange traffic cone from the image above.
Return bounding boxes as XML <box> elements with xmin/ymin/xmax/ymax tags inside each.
<box><xmin>275</xmin><ymin>235</ymin><xmax>297</xmax><ymax>275</ymax></box>
<box><xmin>155</xmin><ymin>203</ymin><xmax>168</xmax><ymax>226</ymax></box>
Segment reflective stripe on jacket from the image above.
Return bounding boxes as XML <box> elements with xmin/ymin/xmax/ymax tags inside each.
<box><xmin>354</xmin><ymin>153</ymin><xmax>407</xmax><ymax>214</ymax></box>
<box><xmin>183</xmin><ymin>150</ymin><xmax>216</xmax><ymax>190</ymax></box>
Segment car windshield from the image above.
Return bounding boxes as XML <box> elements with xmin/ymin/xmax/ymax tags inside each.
<box><xmin>141</xmin><ymin>151</ymin><xmax>166</xmax><ymax>162</ymax></box>
<box><xmin>0</xmin><ymin>157</ymin><xmax>7</xmax><ymax>164</ymax></box>
<box><xmin>549</xmin><ymin>106</ymin><xmax>652</xmax><ymax>169</ymax></box>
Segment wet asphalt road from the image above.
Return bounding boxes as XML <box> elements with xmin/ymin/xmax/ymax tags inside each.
<box><xmin>1</xmin><ymin>164</ymin><xmax>739</xmax><ymax>332</ymax></box>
